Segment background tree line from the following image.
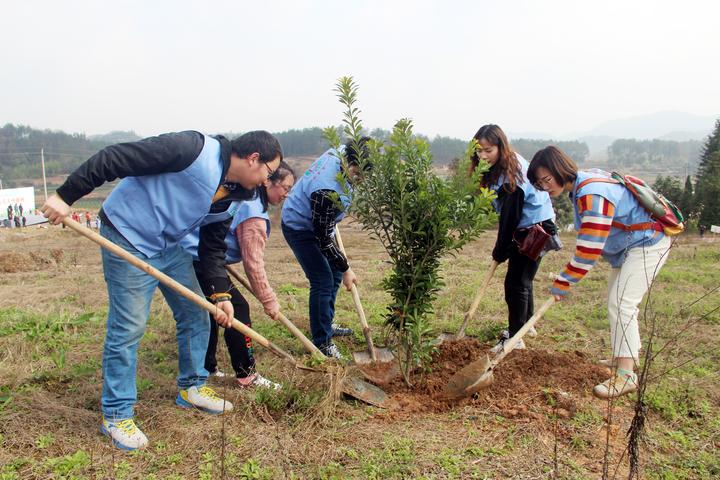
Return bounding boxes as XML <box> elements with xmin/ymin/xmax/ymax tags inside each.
<box><xmin>606</xmin><ymin>138</ymin><xmax>702</xmax><ymax>175</ymax></box>
<box><xmin>0</xmin><ymin>124</ymin><xmax>142</xmax><ymax>184</ymax></box>
<box><xmin>0</xmin><ymin>123</ymin><xmax>592</xmax><ymax>185</ymax></box>
<box><xmin>653</xmin><ymin>119</ymin><xmax>720</xmax><ymax>228</ymax></box>
<box><xmin>2</xmin><ymin>119</ymin><xmax>718</xmax><ymax>229</ymax></box>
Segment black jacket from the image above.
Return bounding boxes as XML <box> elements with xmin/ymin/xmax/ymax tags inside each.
<box><xmin>56</xmin><ymin>130</ymin><xmax>255</xmax><ymax>293</ymax></box>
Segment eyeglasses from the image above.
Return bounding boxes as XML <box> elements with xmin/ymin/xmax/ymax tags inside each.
<box><xmin>263</xmin><ymin>162</ymin><xmax>276</xmax><ymax>180</ymax></box>
<box><xmin>278</xmin><ymin>182</ymin><xmax>293</xmax><ymax>194</ymax></box>
<box><xmin>534</xmin><ymin>175</ymin><xmax>554</xmax><ymax>191</ymax></box>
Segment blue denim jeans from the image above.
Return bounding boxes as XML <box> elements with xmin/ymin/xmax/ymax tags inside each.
<box><xmin>281</xmin><ymin>223</ymin><xmax>343</xmax><ymax>349</ymax></box>
<box><xmin>100</xmin><ymin>223</ymin><xmax>209</xmax><ymax>420</ymax></box>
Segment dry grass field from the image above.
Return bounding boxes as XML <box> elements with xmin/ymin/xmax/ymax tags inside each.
<box><xmin>0</xmin><ymin>216</ymin><xmax>718</xmax><ymax>479</ymax></box>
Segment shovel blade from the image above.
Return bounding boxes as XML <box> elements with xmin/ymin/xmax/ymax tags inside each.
<box><xmin>352</xmin><ymin>350</ymin><xmax>401</xmax><ymax>385</ymax></box>
<box><xmin>341</xmin><ymin>377</ymin><xmax>389</xmax><ymax>408</ymax></box>
<box><xmin>442</xmin><ymin>354</ymin><xmax>494</xmax><ymax>400</ymax></box>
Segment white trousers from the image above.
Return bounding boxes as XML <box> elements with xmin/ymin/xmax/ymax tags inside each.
<box><xmin>607</xmin><ymin>235</ymin><xmax>672</xmax><ymax>361</ymax></box>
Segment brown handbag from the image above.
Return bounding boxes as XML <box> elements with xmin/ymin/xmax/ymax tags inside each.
<box><xmin>513</xmin><ymin>223</ymin><xmax>551</xmax><ymax>261</ymax></box>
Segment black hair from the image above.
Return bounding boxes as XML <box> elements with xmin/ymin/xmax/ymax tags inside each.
<box><xmin>258</xmin><ymin>161</ymin><xmax>296</xmax><ymax>212</ymax></box>
<box><xmin>231</xmin><ymin>130</ymin><xmax>283</xmax><ymax>163</ymax></box>
<box><xmin>469</xmin><ymin>124</ymin><xmax>522</xmax><ymax>193</ymax></box>
<box><xmin>527</xmin><ymin>146</ymin><xmax>578</xmax><ymax>187</ymax></box>
<box><xmin>268</xmin><ymin>160</ymin><xmax>296</xmax><ymax>183</ymax></box>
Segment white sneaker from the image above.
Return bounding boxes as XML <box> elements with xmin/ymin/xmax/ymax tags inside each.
<box><xmin>210</xmin><ymin>369</ymin><xmax>226</xmax><ymax>378</ymax></box>
<box><xmin>321</xmin><ymin>343</ymin><xmax>345</xmax><ymax>360</ymax></box>
<box><xmin>527</xmin><ymin>326</ymin><xmax>538</xmax><ymax>338</ymax></box>
<box><xmin>101</xmin><ymin>417</ymin><xmax>148</xmax><ymax>451</ymax></box>
<box><xmin>593</xmin><ymin>371</ymin><xmax>638</xmax><ymax>399</ymax></box>
<box><xmin>237</xmin><ymin>373</ymin><xmax>281</xmax><ymax>390</ymax></box>
<box><xmin>176</xmin><ymin>385</ymin><xmax>233</xmax><ymax>414</ymax></box>
<box><xmin>489</xmin><ymin>331</ymin><xmax>526</xmax><ymax>355</ymax></box>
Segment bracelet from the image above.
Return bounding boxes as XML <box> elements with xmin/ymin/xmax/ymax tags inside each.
<box><xmin>209</xmin><ymin>292</ymin><xmax>232</xmax><ymax>303</ymax></box>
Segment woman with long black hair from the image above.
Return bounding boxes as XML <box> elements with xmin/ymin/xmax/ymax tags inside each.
<box><xmin>469</xmin><ymin>125</ymin><xmax>558</xmax><ymax>354</ymax></box>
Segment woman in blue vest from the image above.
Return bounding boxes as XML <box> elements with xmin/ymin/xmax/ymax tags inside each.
<box><xmin>41</xmin><ymin>130</ymin><xmax>282</xmax><ymax>451</ymax></box>
<box><xmin>469</xmin><ymin>125</ymin><xmax>558</xmax><ymax>354</ymax></box>
<box><xmin>185</xmin><ymin>162</ymin><xmax>296</xmax><ymax>389</ymax></box>
<box><xmin>528</xmin><ymin>146</ymin><xmax>671</xmax><ymax>398</ymax></box>
<box><xmin>281</xmin><ymin>138</ymin><xmax>370</xmax><ymax>359</ymax></box>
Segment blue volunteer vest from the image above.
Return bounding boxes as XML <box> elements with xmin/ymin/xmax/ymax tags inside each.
<box><xmin>281</xmin><ymin>148</ymin><xmax>351</xmax><ymax>232</ymax></box>
<box><xmin>573</xmin><ymin>169</ymin><xmax>663</xmax><ymax>267</ymax></box>
<box><xmin>102</xmin><ymin>134</ymin><xmax>224</xmax><ymax>256</ymax></box>
<box><xmin>490</xmin><ymin>155</ymin><xmax>555</xmax><ymax>228</ymax></box>
<box><xmin>224</xmin><ymin>198</ymin><xmax>271</xmax><ymax>263</ymax></box>
<box><xmin>181</xmin><ymin>197</ymin><xmax>269</xmax><ymax>263</ymax></box>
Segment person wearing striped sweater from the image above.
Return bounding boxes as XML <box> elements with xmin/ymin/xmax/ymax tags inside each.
<box><xmin>528</xmin><ymin>147</ymin><xmax>671</xmax><ymax>399</ymax></box>
<box><xmin>550</xmin><ymin>194</ymin><xmax>615</xmax><ymax>297</ymax></box>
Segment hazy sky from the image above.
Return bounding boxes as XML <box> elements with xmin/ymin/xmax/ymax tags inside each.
<box><xmin>2</xmin><ymin>0</ymin><xmax>718</xmax><ymax>139</ymax></box>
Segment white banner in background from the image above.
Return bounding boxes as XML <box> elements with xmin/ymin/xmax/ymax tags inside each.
<box><xmin>0</xmin><ymin>187</ymin><xmax>36</xmax><ymax>219</ymax></box>
<box><xmin>710</xmin><ymin>225</ymin><xmax>720</xmax><ymax>234</ymax></box>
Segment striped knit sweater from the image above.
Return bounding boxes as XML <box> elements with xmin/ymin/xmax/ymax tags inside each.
<box><xmin>551</xmin><ymin>194</ymin><xmax>615</xmax><ymax>297</ymax></box>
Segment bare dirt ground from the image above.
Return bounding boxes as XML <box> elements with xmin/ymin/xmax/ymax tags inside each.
<box><xmin>0</xmin><ymin>221</ymin><xmax>718</xmax><ymax>479</ymax></box>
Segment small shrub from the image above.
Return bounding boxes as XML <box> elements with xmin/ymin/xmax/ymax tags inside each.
<box><xmin>324</xmin><ymin>77</ymin><xmax>495</xmax><ymax>384</ymax></box>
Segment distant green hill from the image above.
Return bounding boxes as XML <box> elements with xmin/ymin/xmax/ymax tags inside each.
<box><xmin>6</xmin><ymin>122</ymin><xmax>700</xmax><ymax>190</ymax></box>
<box><xmin>0</xmin><ymin>124</ymin><xmax>142</xmax><ymax>187</ymax></box>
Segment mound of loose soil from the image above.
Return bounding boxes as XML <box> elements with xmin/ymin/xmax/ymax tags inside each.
<box><xmin>0</xmin><ymin>250</ymin><xmax>58</xmax><ymax>273</ymax></box>
<box><xmin>0</xmin><ymin>252</ymin><xmax>36</xmax><ymax>273</ymax></box>
<box><xmin>381</xmin><ymin>338</ymin><xmax>610</xmax><ymax>417</ymax></box>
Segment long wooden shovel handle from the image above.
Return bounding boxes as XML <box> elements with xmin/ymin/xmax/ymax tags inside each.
<box><xmin>61</xmin><ymin>217</ymin><xmax>298</xmax><ymax>366</ymax></box>
<box><xmin>334</xmin><ymin>226</ymin><xmax>378</xmax><ymax>362</ymax></box>
<box><xmin>225</xmin><ymin>264</ymin><xmax>325</xmax><ymax>360</ymax></box>
<box><xmin>457</xmin><ymin>260</ymin><xmax>499</xmax><ymax>337</ymax></box>
<box><xmin>491</xmin><ymin>296</ymin><xmax>555</xmax><ymax>368</ymax></box>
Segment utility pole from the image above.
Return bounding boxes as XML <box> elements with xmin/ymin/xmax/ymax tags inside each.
<box><xmin>41</xmin><ymin>147</ymin><xmax>48</xmax><ymax>200</ymax></box>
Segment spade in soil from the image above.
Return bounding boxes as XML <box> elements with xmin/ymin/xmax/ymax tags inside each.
<box><xmin>335</xmin><ymin>226</ymin><xmax>400</xmax><ymax>384</ymax></box>
<box><xmin>225</xmin><ymin>264</ymin><xmax>390</xmax><ymax>407</ymax></box>
<box><xmin>443</xmin><ymin>297</ymin><xmax>555</xmax><ymax>399</ymax></box>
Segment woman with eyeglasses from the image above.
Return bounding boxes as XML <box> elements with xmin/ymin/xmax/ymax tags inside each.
<box><xmin>184</xmin><ymin>161</ymin><xmax>296</xmax><ymax>389</ymax></box>
<box><xmin>527</xmin><ymin>147</ymin><xmax>671</xmax><ymax>399</ymax></box>
<box><xmin>469</xmin><ymin>125</ymin><xmax>558</xmax><ymax>354</ymax></box>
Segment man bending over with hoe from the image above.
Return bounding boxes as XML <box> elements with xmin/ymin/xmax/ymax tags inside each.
<box><xmin>41</xmin><ymin>130</ymin><xmax>282</xmax><ymax>450</ymax></box>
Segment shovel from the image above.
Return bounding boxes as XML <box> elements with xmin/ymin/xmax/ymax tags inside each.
<box><xmin>436</xmin><ymin>260</ymin><xmax>499</xmax><ymax>344</ymax></box>
<box><xmin>225</xmin><ymin>265</ymin><xmax>389</xmax><ymax>407</ymax></box>
<box><xmin>443</xmin><ymin>296</ymin><xmax>555</xmax><ymax>400</ymax></box>
<box><xmin>334</xmin><ymin>226</ymin><xmax>399</xmax><ymax>385</ymax></box>
<box><xmin>61</xmin><ymin>217</ymin><xmax>388</xmax><ymax>407</ymax></box>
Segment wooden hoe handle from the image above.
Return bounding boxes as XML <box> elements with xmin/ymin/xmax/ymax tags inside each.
<box><xmin>457</xmin><ymin>260</ymin><xmax>499</xmax><ymax>337</ymax></box>
<box><xmin>334</xmin><ymin>226</ymin><xmax>378</xmax><ymax>362</ymax></box>
<box><xmin>225</xmin><ymin>264</ymin><xmax>324</xmax><ymax>360</ymax></box>
<box><xmin>62</xmin><ymin>217</ymin><xmax>297</xmax><ymax>366</ymax></box>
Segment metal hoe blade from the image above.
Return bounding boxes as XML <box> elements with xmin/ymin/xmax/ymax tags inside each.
<box><xmin>442</xmin><ymin>355</ymin><xmax>494</xmax><ymax>400</ymax></box>
<box><xmin>352</xmin><ymin>349</ymin><xmax>400</xmax><ymax>385</ymax></box>
<box><xmin>442</xmin><ymin>297</ymin><xmax>555</xmax><ymax>400</ymax></box>
<box><xmin>341</xmin><ymin>376</ymin><xmax>390</xmax><ymax>408</ymax></box>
